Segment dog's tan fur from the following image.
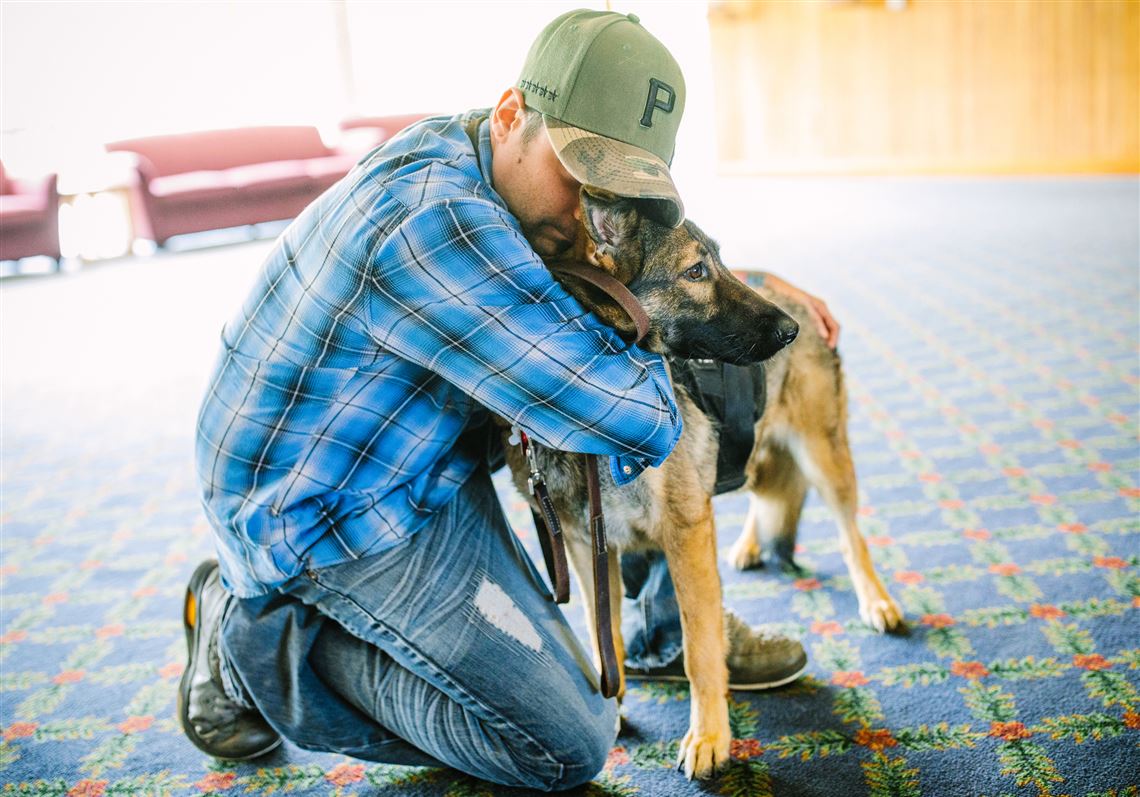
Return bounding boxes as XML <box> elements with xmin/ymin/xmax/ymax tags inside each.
<box><xmin>505</xmin><ymin>191</ymin><xmax>901</xmax><ymax>780</ymax></box>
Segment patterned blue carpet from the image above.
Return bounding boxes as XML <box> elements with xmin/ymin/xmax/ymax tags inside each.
<box><xmin>2</xmin><ymin>177</ymin><xmax>1137</xmax><ymax>796</ymax></box>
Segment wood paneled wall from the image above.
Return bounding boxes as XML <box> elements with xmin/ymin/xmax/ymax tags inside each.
<box><xmin>708</xmin><ymin>0</ymin><xmax>1140</xmax><ymax>174</ymax></box>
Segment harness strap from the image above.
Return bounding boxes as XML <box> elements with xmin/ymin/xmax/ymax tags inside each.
<box><xmin>551</xmin><ymin>261</ymin><xmax>644</xmax><ymax>699</ymax></box>
<box><xmin>720</xmin><ymin>364</ymin><xmax>758</xmax><ymax>491</ymax></box>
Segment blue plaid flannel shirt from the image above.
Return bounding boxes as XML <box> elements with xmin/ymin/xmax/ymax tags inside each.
<box><xmin>195</xmin><ymin>109</ymin><xmax>683</xmax><ymax>597</ymax></box>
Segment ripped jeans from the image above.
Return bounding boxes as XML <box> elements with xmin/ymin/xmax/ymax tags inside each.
<box><xmin>217</xmin><ymin>466</ymin><xmax>681</xmax><ymax>792</ymax></box>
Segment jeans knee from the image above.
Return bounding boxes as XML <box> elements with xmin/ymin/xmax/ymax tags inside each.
<box><xmin>542</xmin><ymin>697</ymin><xmax>619</xmax><ymax>791</ymax></box>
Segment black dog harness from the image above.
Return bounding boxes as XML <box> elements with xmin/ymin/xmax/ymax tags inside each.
<box><xmin>669</xmin><ymin>359</ymin><xmax>766</xmax><ymax>494</ymax></box>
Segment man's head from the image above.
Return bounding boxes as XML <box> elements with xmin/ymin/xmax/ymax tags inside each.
<box><xmin>490</xmin><ymin>9</ymin><xmax>686</xmax><ymax>257</ymax></box>
<box><xmin>490</xmin><ymin>91</ymin><xmax>583</xmax><ymax>259</ymax></box>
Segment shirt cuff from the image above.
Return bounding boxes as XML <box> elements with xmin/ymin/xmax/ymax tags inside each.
<box><xmin>608</xmin><ymin>409</ymin><xmax>684</xmax><ymax>486</ymax></box>
<box><xmin>610</xmin><ymin>455</ymin><xmax>645</xmax><ymax>486</ymax></box>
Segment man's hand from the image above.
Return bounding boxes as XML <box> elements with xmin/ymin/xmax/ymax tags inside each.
<box><xmin>733</xmin><ymin>270</ymin><xmax>840</xmax><ymax>350</ymax></box>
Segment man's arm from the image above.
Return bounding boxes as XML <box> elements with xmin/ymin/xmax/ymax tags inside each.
<box><xmin>732</xmin><ymin>269</ymin><xmax>841</xmax><ymax>350</ymax></box>
<box><xmin>370</xmin><ymin>197</ymin><xmax>683</xmax><ymax>483</ymax></box>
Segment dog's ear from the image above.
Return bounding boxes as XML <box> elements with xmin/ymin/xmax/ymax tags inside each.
<box><xmin>580</xmin><ymin>188</ymin><xmax>640</xmax><ymax>267</ymax></box>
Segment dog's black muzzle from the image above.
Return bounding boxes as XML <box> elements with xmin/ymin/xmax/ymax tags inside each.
<box><xmin>721</xmin><ymin>279</ymin><xmax>799</xmax><ymax>364</ymax></box>
<box><xmin>672</xmin><ymin>305</ymin><xmax>798</xmax><ymax>365</ymax></box>
<box><xmin>726</xmin><ymin>309</ymin><xmax>798</xmax><ymax>364</ymax></box>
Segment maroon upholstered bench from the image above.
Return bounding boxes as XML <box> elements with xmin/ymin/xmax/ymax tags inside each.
<box><xmin>106</xmin><ymin>126</ymin><xmax>358</xmax><ymax>247</ymax></box>
<box><xmin>0</xmin><ymin>161</ymin><xmax>61</xmax><ymax>266</ymax></box>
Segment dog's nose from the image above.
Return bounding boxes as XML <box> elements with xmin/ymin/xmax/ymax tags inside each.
<box><xmin>778</xmin><ymin>318</ymin><xmax>799</xmax><ymax>346</ymax></box>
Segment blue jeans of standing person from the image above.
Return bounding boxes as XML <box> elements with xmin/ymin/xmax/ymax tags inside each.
<box><xmin>216</xmin><ymin>465</ymin><xmax>684</xmax><ymax>792</ymax></box>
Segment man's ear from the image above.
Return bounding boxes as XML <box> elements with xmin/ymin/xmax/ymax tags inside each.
<box><xmin>580</xmin><ymin>188</ymin><xmax>640</xmax><ymax>261</ymax></box>
<box><xmin>490</xmin><ymin>88</ymin><xmax>525</xmax><ymax>143</ymax></box>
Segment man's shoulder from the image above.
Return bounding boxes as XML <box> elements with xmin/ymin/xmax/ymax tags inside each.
<box><xmin>353</xmin><ymin>109</ymin><xmax>500</xmax><ymax>213</ymax></box>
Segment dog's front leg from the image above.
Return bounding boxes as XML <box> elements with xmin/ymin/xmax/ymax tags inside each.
<box><xmin>664</xmin><ymin>506</ymin><xmax>731</xmax><ymax>780</ymax></box>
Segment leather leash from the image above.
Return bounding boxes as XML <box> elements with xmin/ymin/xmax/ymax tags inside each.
<box><xmin>520</xmin><ymin>261</ymin><xmax>647</xmax><ymax>699</ymax></box>
<box><xmin>551</xmin><ymin>262</ymin><xmax>647</xmax><ymax>700</ymax></box>
<box><xmin>547</xmin><ymin>261</ymin><xmax>650</xmax><ymax>345</ymax></box>
<box><xmin>585</xmin><ymin>450</ymin><xmax>621</xmax><ymax>698</ymax></box>
<box><xmin>463</xmin><ymin>112</ymin><xmax>641</xmax><ymax>699</ymax></box>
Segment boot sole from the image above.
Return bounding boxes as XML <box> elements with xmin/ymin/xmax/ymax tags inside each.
<box><xmin>626</xmin><ymin>654</ymin><xmax>808</xmax><ymax>692</ymax></box>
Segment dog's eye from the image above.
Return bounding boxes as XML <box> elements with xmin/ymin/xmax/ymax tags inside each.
<box><xmin>684</xmin><ymin>262</ymin><xmax>707</xmax><ymax>282</ymax></box>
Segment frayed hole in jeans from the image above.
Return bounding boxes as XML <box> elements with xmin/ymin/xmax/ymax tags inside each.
<box><xmin>474</xmin><ymin>578</ymin><xmax>543</xmax><ymax>653</ymax></box>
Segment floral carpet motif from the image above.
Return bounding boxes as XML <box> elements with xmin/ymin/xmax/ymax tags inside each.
<box><xmin>1</xmin><ymin>178</ymin><xmax>1137</xmax><ymax>795</ymax></box>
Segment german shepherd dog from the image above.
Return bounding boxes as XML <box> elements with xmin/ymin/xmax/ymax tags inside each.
<box><xmin>505</xmin><ymin>190</ymin><xmax>903</xmax><ymax>780</ymax></box>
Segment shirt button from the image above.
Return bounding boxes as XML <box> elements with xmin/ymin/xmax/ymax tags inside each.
<box><xmin>623</xmin><ymin>465</ymin><xmax>632</xmax><ymax>475</ymax></box>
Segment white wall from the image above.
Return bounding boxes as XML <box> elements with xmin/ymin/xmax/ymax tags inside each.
<box><xmin>1</xmin><ymin>0</ymin><xmax>718</xmax><ymax>215</ymax></box>
<box><xmin>1</xmin><ymin>1</ymin><xmax>344</xmax><ymax>174</ymax></box>
<box><xmin>344</xmin><ymin>2</ymin><xmax>587</xmax><ymax>115</ymax></box>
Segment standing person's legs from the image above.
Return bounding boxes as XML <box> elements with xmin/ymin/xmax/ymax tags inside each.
<box><xmin>620</xmin><ymin>549</ymin><xmax>683</xmax><ymax>670</ymax></box>
<box><xmin>620</xmin><ymin>549</ymin><xmax>808</xmax><ymax>689</ymax></box>
<box><xmin>217</xmin><ymin>467</ymin><xmax>618</xmax><ymax>792</ymax></box>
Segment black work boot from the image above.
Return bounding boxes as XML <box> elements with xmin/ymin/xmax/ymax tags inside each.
<box><xmin>178</xmin><ymin>560</ymin><xmax>281</xmax><ymax>760</ymax></box>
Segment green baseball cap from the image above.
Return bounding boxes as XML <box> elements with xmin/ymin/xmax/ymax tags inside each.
<box><xmin>518</xmin><ymin>9</ymin><xmax>686</xmax><ymax>227</ymax></box>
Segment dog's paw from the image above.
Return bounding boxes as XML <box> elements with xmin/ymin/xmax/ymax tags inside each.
<box><xmin>675</xmin><ymin>728</ymin><xmax>731</xmax><ymax>780</ymax></box>
<box><xmin>727</xmin><ymin>537</ymin><xmax>763</xmax><ymax>571</ymax></box>
<box><xmin>860</xmin><ymin>594</ymin><xmax>904</xmax><ymax>633</ymax></box>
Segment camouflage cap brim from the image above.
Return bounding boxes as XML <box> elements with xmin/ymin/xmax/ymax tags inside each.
<box><xmin>544</xmin><ymin>116</ymin><xmax>684</xmax><ymax>228</ymax></box>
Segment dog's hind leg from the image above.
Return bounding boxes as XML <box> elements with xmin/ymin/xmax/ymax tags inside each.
<box><xmin>728</xmin><ymin>440</ymin><xmax>808</xmax><ymax>572</ymax></box>
<box><xmin>793</xmin><ymin>433</ymin><xmax>903</xmax><ymax>632</ymax></box>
